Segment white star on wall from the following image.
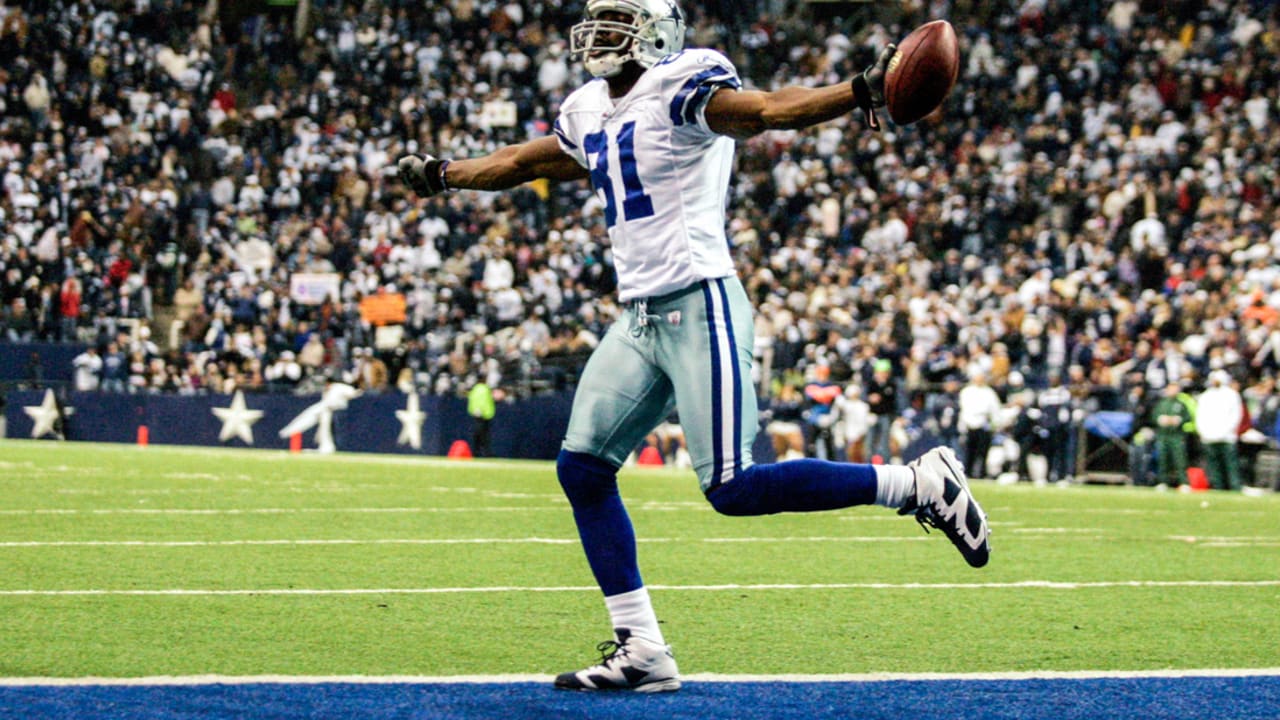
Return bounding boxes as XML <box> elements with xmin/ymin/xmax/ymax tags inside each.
<box><xmin>211</xmin><ymin>390</ymin><xmax>264</xmax><ymax>445</ymax></box>
<box><xmin>23</xmin><ymin>389</ymin><xmax>71</xmax><ymax>439</ymax></box>
<box><xmin>395</xmin><ymin>392</ymin><xmax>427</xmax><ymax>450</ymax></box>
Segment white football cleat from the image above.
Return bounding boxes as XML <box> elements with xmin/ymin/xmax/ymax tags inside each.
<box><xmin>554</xmin><ymin>629</ymin><xmax>681</xmax><ymax>693</ymax></box>
<box><xmin>902</xmin><ymin>446</ymin><xmax>991</xmax><ymax>568</ymax></box>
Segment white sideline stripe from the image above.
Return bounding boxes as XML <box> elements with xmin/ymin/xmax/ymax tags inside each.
<box><xmin>2</xmin><ymin>580</ymin><xmax>1278</xmax><ymax>596</ymax></box>
<box><xmin>3</xmin><ymin>668</ymin><xmax>1280</xmax><ymax>687</ymax></box>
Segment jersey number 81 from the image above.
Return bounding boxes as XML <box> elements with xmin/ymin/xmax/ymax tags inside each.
<box><xmin>584</xmin><ymin>121</ymin><xmax>655</xmax><ymax>228</ymax></box>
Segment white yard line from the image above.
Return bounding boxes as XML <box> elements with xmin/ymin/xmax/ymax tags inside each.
<box><xmin>5</xmin><ymin>533</ymin><xmax>1279</xmax><ymax>548</ymax></box>
<box><xmin>1010</xmin><ymin>528</ymin><xmax>1105</xmax><ymax>534</ymax></box>
<box><xmin>5</xmin><ymin>441</ymin><xmax>562</xmax><ymax>471</ymax></box>
<box><xmin>2</xmin><ymin>668</ymin><xmax>1279</xmax><ymax>687</ymax></box>
<box><xmin>0</xmin><ymin>536</ymin><xmax>933</xmax><ymax>548</ymax></box>
<box><xmin>1167</xmin><ymin>535</ymin><xmax>1280</xmax><ymax>542</ymax></box>
<box><xmin>0</xmin><ymin>537</ymin><xmax>582</xmax><ymax>547</ymax></box>
<box><xmin>1</xmin><ymin>579</ymin><xmax>1277</xmax><ymax>597</ymax></box>
<box><xmin>0</xmin><ymin>507</ymin><xmax>565</xmax><ymax>515</ymax></box>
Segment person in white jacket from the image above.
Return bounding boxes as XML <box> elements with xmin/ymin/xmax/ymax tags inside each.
<box><xmin>958</xmin><ymin>370</ymin><xmax>1003</xmax><ymax>479</ymax></box>
<box><xmin>1196</xmin><ymin>370</ymin><xmax>1244</xmax><ymax>490</ymax></box>
<box><xmin>832</xmin><ymin>383</ymin><xmax>872</xmax><ymax>463</ymax></box>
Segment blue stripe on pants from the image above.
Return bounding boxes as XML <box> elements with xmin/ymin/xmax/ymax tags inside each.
<box><xmin>714</xmin><ymin>278</ymin><xmax>743</xmax><ymax>483</ymax></box>
<box><xmin>701</xmin><ymin>281</ymin><xmax>726</xmax><ymax>489</ymax></box>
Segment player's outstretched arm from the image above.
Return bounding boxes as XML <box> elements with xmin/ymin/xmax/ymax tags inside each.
<box><xmin>705</xmin><ymin>45</ymin><xmax>895</xmax><ymax>140</ymax></box>
<box><xmin>397</xmin><ymin>135</ymin><xmax>588</xmax><ymax>198</ymax></box>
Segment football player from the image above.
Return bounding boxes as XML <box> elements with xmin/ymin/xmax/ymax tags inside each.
<box><xmin>399</xmin><ymin>0</ymin><xmax>990</xmax><ymax>692</ymax></box>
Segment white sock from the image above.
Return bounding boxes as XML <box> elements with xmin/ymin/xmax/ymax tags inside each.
<box><xmin>604</xmin><ymin>587</ymin><xmax>665</xmax><ymax>646</ymax></box>
<box><xmin>874</xmin><ymin>465</ymin><xmax>916</xmax><ymax>508</ymax></box>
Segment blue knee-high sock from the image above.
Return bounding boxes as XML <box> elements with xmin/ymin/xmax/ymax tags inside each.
<box><xmin>706</xmin><ymin>459</ymin><xmax>879</xmax><ymax>516</ymax></box>
<box><xmin>556</xmin><ymin>450</ymin><xmax>642</xmax><ymax>596</ymax></box>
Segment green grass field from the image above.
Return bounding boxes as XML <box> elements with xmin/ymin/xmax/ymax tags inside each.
<box><xmin>1</xmin><ymin>440</ymin><xmax>1277</xmax><ymax>679</ymax></box>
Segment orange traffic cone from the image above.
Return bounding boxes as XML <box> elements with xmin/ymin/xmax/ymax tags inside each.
<box><xmin>448</xmin><ymin>440</ymin><xmax>473</xmax><ymax>459</ymax></box>
<box><xmin>1187</xmin><ymin>467</ymin><xmax>1209</xmax><ymax>491</ymax></box>
<box><xmin>637</xmin><ymin>446</ymin><xmax>664</xmax><ymax>466</ymax></box>
<box><xmin>137</xmin><ymin>425</ymin><xmax>149</xmax><ymax>447</ymax></box>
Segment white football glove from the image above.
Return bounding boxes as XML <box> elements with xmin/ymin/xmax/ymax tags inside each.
<box><xmin>397</xmin><ymin>154</ymin><xmax>450</xmax><ymax>197</ymax></box>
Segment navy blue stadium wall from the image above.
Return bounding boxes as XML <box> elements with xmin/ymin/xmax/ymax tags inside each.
<box><xmin>3</xmin><ymin>388</ymin><xmax>778</xmax><ymax>464</ymax></box>
<box><xmin>2</xmin><ymin>389</ymin><xmax>569</xmax><ymax>459</ymax></box>
<box><xmin>0</xmin><ymin>342</ymin><xmax>83</xmax><ymax>384</ymax></box>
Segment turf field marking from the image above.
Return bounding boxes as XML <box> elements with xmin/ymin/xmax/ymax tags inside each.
<box><xmin>3</xmin><ymin>580</ymin><xmax>1278</xmax><ymax>596</ymax></box>
<box><xmin>4</xmin><ymin>668</ymin><xmax>1280</xmax><ymax>686</ymax></box>
<box><xmin>1168</xmin><ymin>535</ymin><xmax>1280</xmax><ymax>547</ymax></box>
<box><xmin>0</xmin><ymin>507</ymin><xmax>566</xmax><ymax>516</ymax></box>
<box><xmin>1030</xmin><ymin>507</ymin><xmax>1273</xmax><ymax>515</ymax></box>
<box><xmin>161</xmin><ymin>473</ymin><xmax>232</xmax><ymax>481</ymax></box>
<box><xmin>1168</xmin><ymin>535</ymin><xmax>1280</xmax><ymax>542</ymax></box>
<box><xmin>12</xmin><ymin>533</ymin><xmax>1271</xmax><ymax>548</ymax></box>
<box><xmin>0</xmin><ymin>501</ymin><xmax>732</xmax><ymax>515</ymax></box>
<box><xmin>0</xmin><ymin>538</ymin><xmax>581</xmax><ymax>548</ymax></box>
<box><xmin>27</xmin><ymin>441</ymin><xmax>562</xmax><ymax>472</ymax></box>
<box><xmin>0</xmin><ymin>536</ymin><xmax>934</xmax><ymax>548</ymax></box>
<box><xmin>1010</xmin><ymin>527</ymin><xmax>1104</xmax><ymax>534</ymax></box>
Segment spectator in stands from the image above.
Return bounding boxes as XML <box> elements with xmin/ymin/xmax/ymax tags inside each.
<box><xmin>71</xmin><ymin>345</ymin><xmax>101</xmax><ymax>392</ymax></box>
<box><xmin>468</xmin><ymin>376</ymin><xmax>495</xmax><ymax>458</ymax></box>
<box><xmin>958</xmin><ymin>370</ymin><xmax>1002</xmax><ymax>479</ymax></box>
<box><xmin>864</xmin><ymin>359</ymin><xmax>897</xmax><ymax>462</ymax></box>
<box><xmin>1196</xmin><ymin>370</ymin><xmax>1245</xmax><ymax>491</ymax></box>
<box><xmin>926</xmin><ymin>374</ymin><xmax>964</xmax><ymax>457</ymax></box>
<box><xmin>802</xmin><ymin>364</ymin><xmax>841</xmax><ymax>460</ymax></box>
<box><xmin>832</xmin><ymin>383</ymin><xmax>871</xmax><ymax>464</ymax></box>
<box><xmin>265</xmin><ymin>350</ymin><xmax>303</xmax><ymax>391</ymax></box>
<box><xmin>1038</xmin><ymin>370</ymin><xmax>1076</xmax><ymax>485</ymax></box>
<box><xmin>352</xmin><ymin>347</ymin><xmax>389</xmax><ymax>392</ymax></box>
<box><xmin>765</xmin><ymin>382</ymin><xmax>807</xmax><ymax>461</ymax></box>
<box><xmin>100</xmin><ymin>341</ymin><xmax>127</xmax><ymax>394</ymax></box>
<box><xmin>1149</xmin><ymin>380</ymin><xmax>1193</xmax><ymax>489</ymax></box>
<box><xmin>59</xmin><ymin>277</ymin><xmax>82</xmax><ymax>342</ymax></box>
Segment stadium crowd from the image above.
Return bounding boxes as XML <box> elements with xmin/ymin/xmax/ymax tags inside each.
<box><xmin>1</xmin><ymin>0</ymin><xmax>1279</xmax><ymax>485</ymax></box>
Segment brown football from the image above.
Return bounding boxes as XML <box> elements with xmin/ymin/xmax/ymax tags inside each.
<box><xmin>884</xmin><ymin>20</ymin><xmax>960</xmax><ymax>126</ymax></box>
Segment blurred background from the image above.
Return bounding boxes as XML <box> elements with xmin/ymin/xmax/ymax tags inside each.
<box><xmin>0</xmin><ymin>0</ymin><xmax>1276</xmax><ymax>491</ymax></box>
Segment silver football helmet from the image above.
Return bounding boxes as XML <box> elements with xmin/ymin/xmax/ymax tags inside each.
<box><xmin>570</xmin><ymin>0</ymin><xmax>686</xmax><ymax>78</ymax></box>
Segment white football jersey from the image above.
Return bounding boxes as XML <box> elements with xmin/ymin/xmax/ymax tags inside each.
<box><xmin>554</xmin><ymin>49</ymin><xmax>742</xmax><ymax>302</ymax></box>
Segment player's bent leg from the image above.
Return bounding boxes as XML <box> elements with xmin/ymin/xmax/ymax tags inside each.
<box><xmin>702</xmin><ymin>447</ymin><xmax>991</xmax><ymax>568</ymax></box>
<box><xmin>705</xmin><ymin>459</ymin><xmax>878</xmax><ymax>515</ymax></box>
<box><xmin>554</xmin><ymin>628</ymin><xmax>681</xmax><ymax>693</ymax></box>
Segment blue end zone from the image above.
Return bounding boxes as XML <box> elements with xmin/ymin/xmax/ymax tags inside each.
<box><xmin>2</xmin><ymin>676</ymin><xmax>1278</xmax><ymax>720</ymax></box>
